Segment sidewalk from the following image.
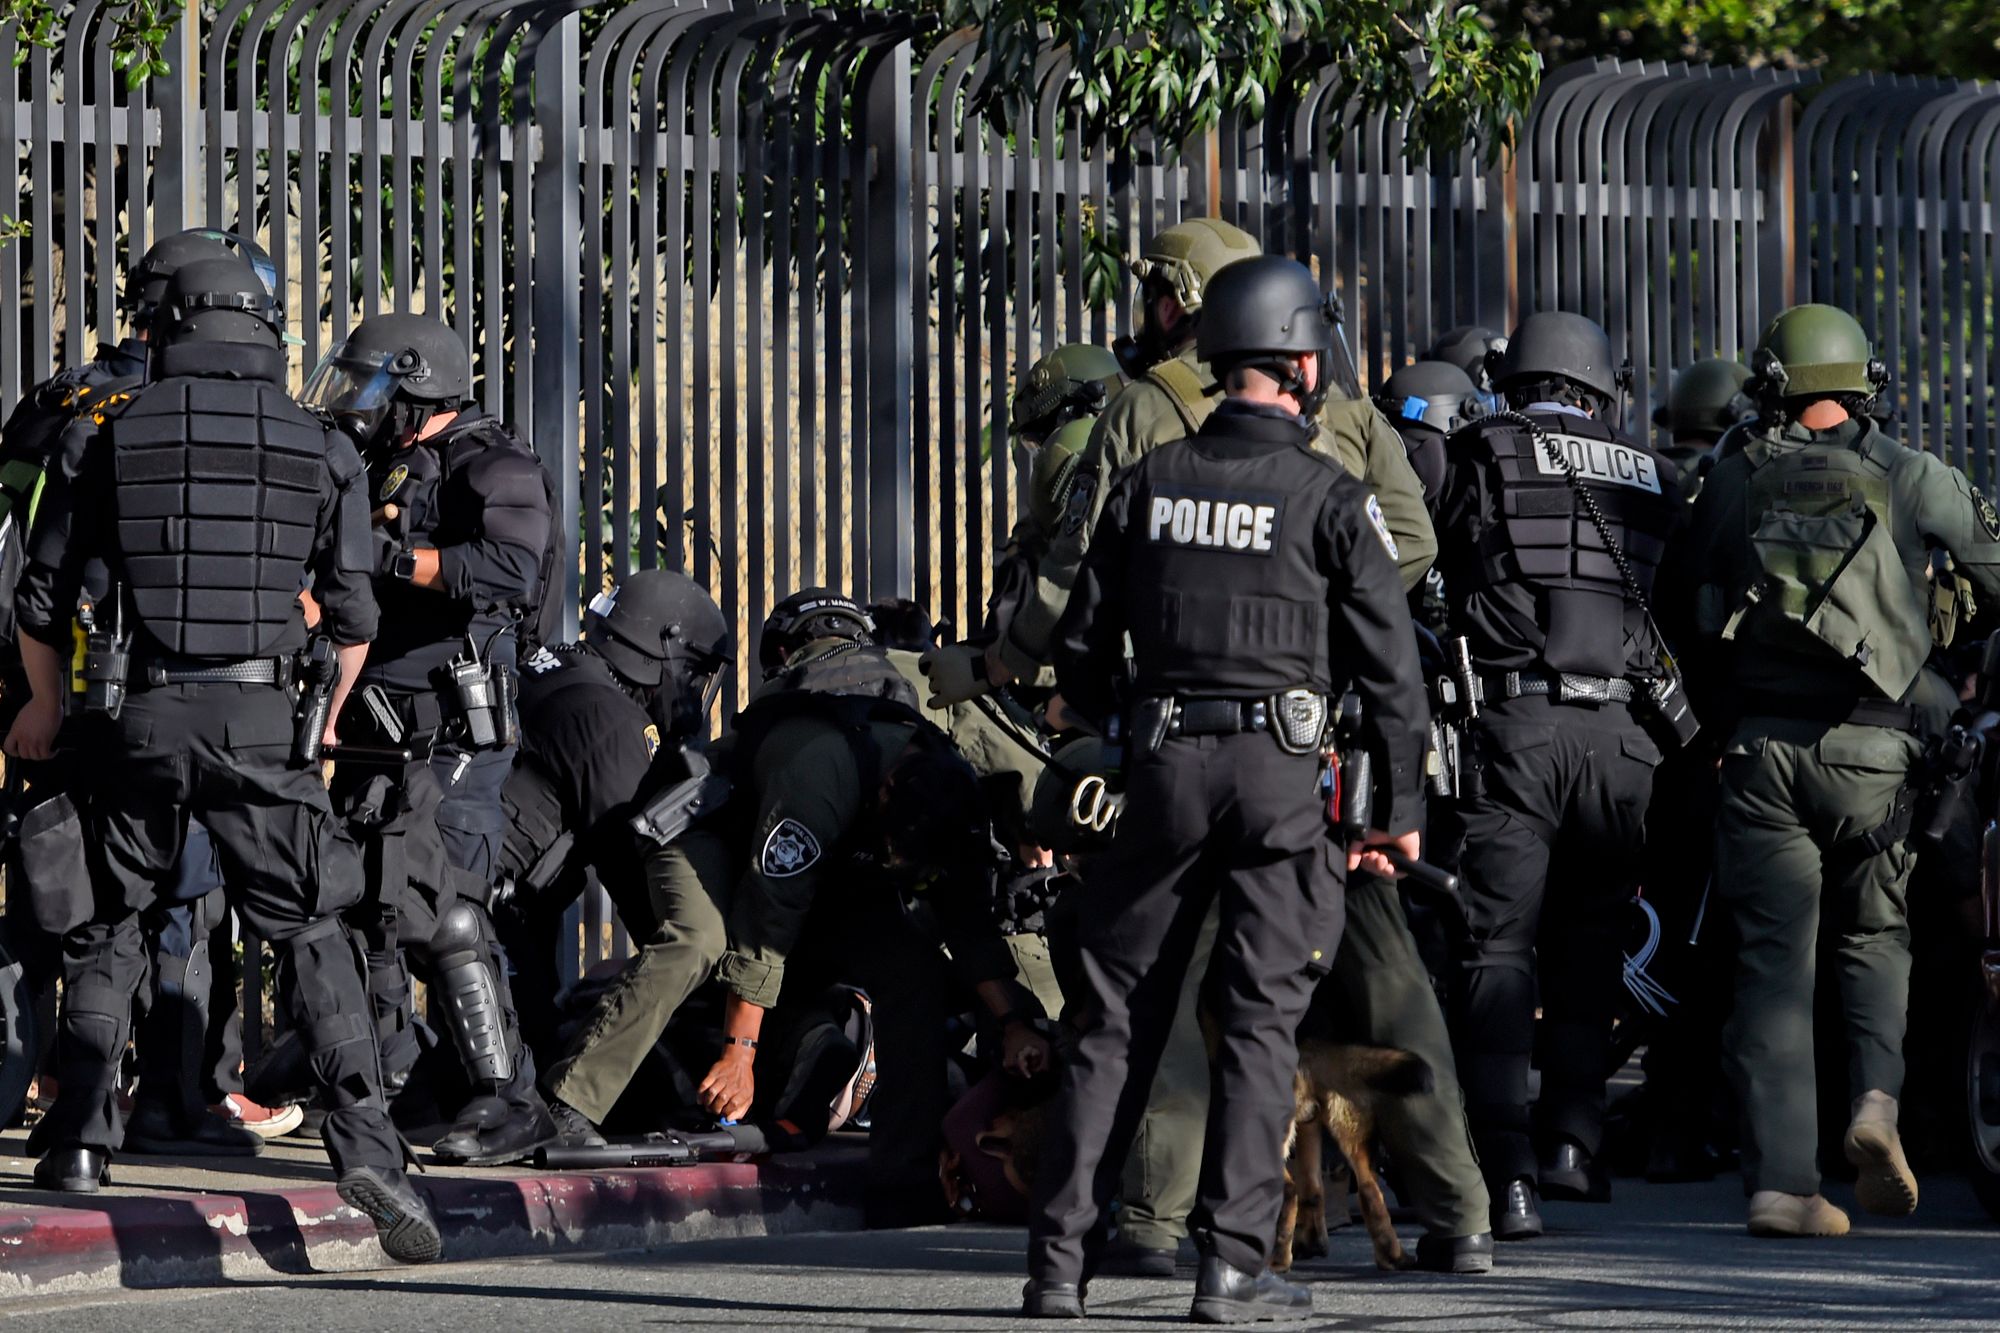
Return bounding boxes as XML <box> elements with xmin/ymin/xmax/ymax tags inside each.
<box><xmin>0</xmin><ymin>1129</ymin><xmax>868</xmax><ymax>1297</ymax></box>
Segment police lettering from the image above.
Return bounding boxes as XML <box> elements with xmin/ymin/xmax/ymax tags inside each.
<box><xmin>1532</xmin><ymin>433</ymin><xmax>1662</xmax><ymax>494</ymax></box>
<box><xmin>1147</xmin><ymin>494</ymin><xmax>1278</xmax><ymax>552</ymax></box>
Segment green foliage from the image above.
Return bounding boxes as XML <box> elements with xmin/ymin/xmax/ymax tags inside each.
<box><xmin>912</xmin><ymin>0</ymin><xmax>1541</xmax><ymax>163</ymax></box>
<box><xmin>1498</xmin><ymin>0</ymin><xmax>2000</xmax><ymax>82</ymax></box>
<box><xmin>3</xmin><ymin>0</ymin><xmax>185</xmax><ymax>85</ymax></box>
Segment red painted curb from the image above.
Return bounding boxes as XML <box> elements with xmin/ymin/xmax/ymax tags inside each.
<box><xmin>0</xmin><ymin>1151</ymin><xmax>868</xmax><ymax>1294</ymax></box>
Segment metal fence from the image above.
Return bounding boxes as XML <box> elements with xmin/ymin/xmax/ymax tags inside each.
<box><xmin>7</xmin><ymin>7</ymin><xmax>2000</xmax><ymax>985</ymax></box>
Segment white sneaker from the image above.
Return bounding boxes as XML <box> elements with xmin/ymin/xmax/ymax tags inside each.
<box><xmin>212</xmin><ymin>1092</ymin><xmax>306</xmax><ymax>1140</ymax></box>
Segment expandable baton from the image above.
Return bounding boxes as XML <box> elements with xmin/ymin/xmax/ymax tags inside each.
<box><xmin>1336</xmin><ymin>700</ymin><xmax>1460</xmax><ymax>899</ymax></box>
<box><xmin>320</xmin><ymin>744</ymin><xmax>415</xmax><ymax>766</ymax></box>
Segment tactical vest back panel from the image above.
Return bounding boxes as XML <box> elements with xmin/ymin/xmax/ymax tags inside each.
<box><xmin>111</xmin><ymin>377</ymin><xmax>327</xmax><ymax>659</ymax></box>
<box><xmin>765</xmin><ymin>641</ymin><xmax>922</xmax><ymax>711</ymax></box>
<box><xmin>1460</xmin><ymin>414</ymin><xmax>1678</xmax><ymax>679</ymax></box>
<box><xmin>1124</xmin><ymin>438</ymin><xmax>1341</xmax><ymax>696</ymax></box>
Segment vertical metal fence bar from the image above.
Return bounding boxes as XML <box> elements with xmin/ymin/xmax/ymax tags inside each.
<box><xmin>866</xmin><ymin>38</ymin><xmax>915</xmax><ymax>600</ymax></box>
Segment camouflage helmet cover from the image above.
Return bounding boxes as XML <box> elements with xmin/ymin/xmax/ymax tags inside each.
<box><xmin>1010</xmin><ymin>343</ymin><xmax>1125</xmax><ymax>436</ymax></box>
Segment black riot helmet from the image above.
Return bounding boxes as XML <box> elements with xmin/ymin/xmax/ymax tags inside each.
<box><xmin>1376</xmin><ymin>360</ymin><xmax>1480</xmax><ymax>436</ymax></box>
<box><xmin>1194</xmin><ymin>256</ymin><xmax>1337</xmax><ymax>418</ymax></box>
<box><xmin>125</xmin><ymin>231</ymin><xmax>237</xmax><ymax>323</ymax></box>
<box><xmin>1488</xmin><ymin>311</ymin><xmax>1620</xmax><ymax>410</ymax></box>
<box><xmin>301</xmin><ymin>312</ymin><xmax>471</xmax><ymax>449</ymax></box>
<box><xmin>758</xmin><ymin>588</ymin><xmax>875</xmax><ymax>676</ymax></box>
<box><xmin>585</xmin><ymin>569</ymin><xmax>734</xmax><ymax>737</ymax></box>
<box><xmin>155</xmin><ymin>256</ymin><xmax>284</xmax><ymax>352</ymax></box>
<box><xmin>1427</xmin><ymin>325</ymin><xmax>1505</xmax><ymax>390</ymax></box>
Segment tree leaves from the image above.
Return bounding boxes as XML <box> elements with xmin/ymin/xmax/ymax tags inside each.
<box><xmin>914</xmin><ymin>0</ymin><xmax>1541</xmax><ymax>163</ymax></box>
<box><xmin>3</xmin><ymin>0</ymin><xmax>184</xmax><ymax>84</ymax></box>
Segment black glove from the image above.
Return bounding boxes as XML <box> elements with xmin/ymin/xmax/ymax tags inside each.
<box><xmin>371</xmin><ymin>527</ymin><xmax>404</xmax><ymax>579</ymax></box>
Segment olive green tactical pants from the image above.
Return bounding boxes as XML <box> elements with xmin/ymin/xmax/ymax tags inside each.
<box><xmin>1715</xmin><ymin>719</ymin><xmax>1923</xmax><ymax>1197</ymax></box>
<box><xmin>545</xmin><ymin>832</ymin><xmax>732</xmax><ymax>1123</ymax></box>
<box><xmin>1117</xmin><ymin>874</ymin><xmax>1490</xmax><ymax>1247</ymax></box>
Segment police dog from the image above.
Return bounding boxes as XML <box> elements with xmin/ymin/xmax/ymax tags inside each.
<box><xmin>1274</xmin><ymin>1040</ymin><xmax>1432</xmax><ymax>1272</ymax></box>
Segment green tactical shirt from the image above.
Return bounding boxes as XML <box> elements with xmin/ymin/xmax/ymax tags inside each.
<box><xmin>712</xmin><ymin>708</ymin><xmax>1016</xmax><ymax>1010</ymax></box>
<box><xmin>997</xmin><ymin>341</ymin><xmax>1438</xmax><ymax>676</ymax></box>
<box><xmin>1680</xmin><ymin>416</ymin><xmax>2000</xmax><ymax>718</ymax></box>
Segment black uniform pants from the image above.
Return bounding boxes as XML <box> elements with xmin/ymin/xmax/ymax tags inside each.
<box><xmin>43</xmin><ymin>683</ymin><xmax>399</xmax><ymax>1173</ymax></box>
<box><xmin>1443</xmin><ymin>695</ymin><xmax>1659</xmax><ymax>1187</ymax></box>
<box><xmin>1028</xmin><ymin>732</ymin><xmax>1341</xmax><ymax>1280</ymax></box>
<box><xmin>134</xmin><ymin>821</ymin><xmax>242</xmax><ymax>1114</ymax></box>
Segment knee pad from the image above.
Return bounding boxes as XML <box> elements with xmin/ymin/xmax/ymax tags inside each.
<box><xmin>428</xmin><ymin>900</ymin><xmax>488</xmax><ymax>965</ymax></box>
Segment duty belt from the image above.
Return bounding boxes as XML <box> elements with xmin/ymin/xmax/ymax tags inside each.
<box><xmin>1737</xmin><ymin>691</ymin><xmax>1920</xmax><ymax>734</ymax></box>
<box><xmin>1169</xmin><ymin>698</ymin><xmax>1271</xmax><ymax>737</ymax></box>
<box><xmin>141</xmin><ymin>656</ymin><xmax>292</xmax><ymax>687</ymax></box>
<box><xmin>1145</xmin><ymin>690</ymin><xmax>1331</xmax><ymax>755</ymax></box>
<box><xmin>1477</xmin><ymin>671</ymin><xmax>1636</xmax><ymax>706</ymax></box>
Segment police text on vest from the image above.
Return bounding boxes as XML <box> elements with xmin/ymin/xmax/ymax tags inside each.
<box><xmin>1533</xmin><ymin>433</ymin><xmax>1662</xmax><ymax>493</ymax></box>
<box><xmin>1148</xmin><ymin>494</ymin><xmax>1278</xmax><ymax>552</ymax></box>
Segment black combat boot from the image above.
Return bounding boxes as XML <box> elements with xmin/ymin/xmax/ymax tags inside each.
<box><xmin>34</xmin><ymin>1145</ymin><xmax>112</xmax><ymax>1193</ymax></box>
<box><xmin>337</xmin><ymin>1165</ymin><xmax>443</xmax><ymax>1264</ymax></box>
<box><xmin>1190</xmin><ymin>1254</ymin><xmax>1311</xmax><ymax>1324</ymax></box>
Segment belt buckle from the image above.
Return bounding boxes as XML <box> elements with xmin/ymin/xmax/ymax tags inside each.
<box><xmin>1555</xmin><ymin>673</ymin><xmax>1612</xmax><ymax>704</ymax></box>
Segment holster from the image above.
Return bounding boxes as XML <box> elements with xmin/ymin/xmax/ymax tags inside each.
<box><xmin>630</xmin><ymin>746</ymin><xmax>733</xmax><ymax>848</ymax></box>
<box><xmin>1127</xmin><ymin>697</ymin><xmax>1173</xmax><ymax>762</ymax></box>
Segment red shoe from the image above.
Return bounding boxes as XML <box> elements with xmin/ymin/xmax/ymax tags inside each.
<box><xmin>212</xmin><ymin>1092</ymin><xmax>305</xmax><ymax>1140</ymax></box>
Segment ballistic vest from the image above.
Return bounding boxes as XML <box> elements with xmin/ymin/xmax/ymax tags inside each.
<box><xmin>1124</xmin><ymin>417</ymin><xmax>1345</xmax><ymax>697</ymax></box>
<box><xmin>761</xmin><ymin>637</ymin><xmax>922</xmax><ymax>711</ymax></box>
<box><xmin>1455</xmin><ymin>411</ymin><xmax>1678</xmax><ymax>679</ymax></box>
<box><xmin>109</xmin><ymin>345</ymin><xmax>327</xmax><ymax>659</ymax></box>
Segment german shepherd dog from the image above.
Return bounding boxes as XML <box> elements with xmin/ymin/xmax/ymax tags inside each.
<box><xmin>1274</xmin><ymin>1040</ymin><xmax>1432</xmax><ymax>1272</ymax></box>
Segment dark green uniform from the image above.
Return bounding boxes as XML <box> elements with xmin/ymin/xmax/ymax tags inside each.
<box><xmin>1684</xmin><ymin>414</ymin><xmax>2000</xmax><ymax>1198</ymax></box>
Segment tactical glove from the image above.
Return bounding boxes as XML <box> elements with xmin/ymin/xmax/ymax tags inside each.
<box><xmin>917</xmin><ymin>640</ymin><xmax>993</xmax><ymax>709</ymax></box>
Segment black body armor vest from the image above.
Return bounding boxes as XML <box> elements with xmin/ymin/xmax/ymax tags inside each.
<box><xmin>109</xmin><ymin>351</ymin><xmax>328</xmax><ymax>659</ymax></box>
<box><xmin>1457</xmin><ymin>412</ymin><xmax>1678</xmax><ymax>679</ymax></box>
<box><xmin>1124</xmin><ymin>432</ymin><xmax>1345</xmax><ymax>697</ymax></box>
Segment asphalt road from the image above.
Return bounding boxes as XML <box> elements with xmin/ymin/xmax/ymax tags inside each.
<box><xmin>3</xmin><ymin>1173</ymin><xmax>1996</xmax><ymax>1331</ymax></box>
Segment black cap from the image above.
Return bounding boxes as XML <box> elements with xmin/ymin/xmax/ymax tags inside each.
<box><xmin>584</xmin><ymin>569</ymin><xmax>732</xmax><ymax>688</ymax></box>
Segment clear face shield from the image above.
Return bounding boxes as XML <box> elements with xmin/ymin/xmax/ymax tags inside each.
<box><xmin>300</xmin><ymin>345</ymin><xmax>402</xmax><ymax>447</ymax></box>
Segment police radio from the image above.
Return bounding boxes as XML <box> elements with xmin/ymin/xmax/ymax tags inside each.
<box><xmin>439</xmin><ymin>625</ymin><xmax>519</xmax><ymax>751</ymax></box>
<box><xmin>76</xmin><ymin>590</ymin><xmax>132</xmax><ymax>720</ymax></box>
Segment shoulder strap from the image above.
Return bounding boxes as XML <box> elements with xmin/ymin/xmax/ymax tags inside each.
<box><xmin>1144</xmin><ymin>358</ymin><xmax>1213</xmax><ymax>437</ymax></box>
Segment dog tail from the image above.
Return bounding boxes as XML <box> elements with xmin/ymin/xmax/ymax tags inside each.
<box><xmin>1348</xmin><ymin>1046</ymin><xmax>1434</xmax><ymax>1098</ymax></box>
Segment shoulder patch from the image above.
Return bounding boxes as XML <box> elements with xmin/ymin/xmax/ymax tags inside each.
<box><xmin>1061</xmin><ymin>471</ymin><xmax>1096</xmax><ymax>536</ymax></box>
<box><xmin>379</xmin><ymin>462</ymin><xmax>410</xmax><ymax>502</ymax></box>
<box><xmin>524</xmin><ymin>646</ymin><xmax>562</xmax><ymax>675</ymax></box>
<box><xmin>1975</xmin><ymin>488</ymin><xmax>2000</xmax><ymax>541</ymax></box>
<box><xmin>760</xmin><ymin>818</ymin><xmax>822</xmax><ymax>878</ymax></box>
<box><xmin>643</xmin><ymin>723</ymin><xmax>661</xmax><ymax>759</ymax></box>
<box><xmin>1365</xmin><ymin>493</ymin><xmax>1399</xmax><ymax>560</ymax></box>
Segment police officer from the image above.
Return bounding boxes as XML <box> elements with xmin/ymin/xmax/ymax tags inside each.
<box><xmin>918</xmin><ymin>344</ymin><xmax>1123</xmax><ymax>705</ymax></box>
<box><xmin>3</xmin><ymin>256</ymin><xmax>438</xmax><ymax>1260</ymax></box>
<box><xmin>1427</xmin><ymin>325</ymin><xmax>1506</xmax><ymax>395</ymax></box>
<box><xmin>1433</xmin><ymin>311</ymin><xmax>1684</xmax><ymax>1239</ymax></box>
<box><xmin>1025</xmin><ymin>255</ymin><xmax>1427</xmax><ymax>1322</ymax></box>
<box><xmin>1652</xmin><ymin>357</ymin><xmax>1753</xmax><ymax>498</ymax></box>
<box><xmin>302</xmin><ymin>311</ymin><xmax>557</xmax><ymax>1163</ymax></box>
<box><xmin>495</xmin><ymin>569</ymin><xmax>732</xmax><ymax>1071</ymax></box>
<box><xmin>1679</xmin><ymin>304</ymin><xmax>2000</xmax><ymax>1237</ymax></box>
<box><xmin>1375</xmin><ymin>359</ymin><xmax>1482</xmax><ymax>511</ymax></box>
<box><xmin>543</xmin><ymin>679</ymin><xmax>1049</xmax><ymax>1225</ymax></box>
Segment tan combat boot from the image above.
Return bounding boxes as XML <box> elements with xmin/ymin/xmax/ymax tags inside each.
<box><xmin>1747</xmin><ymin>1190</ymin><xmax>1851</xmax><ymax>1237</ymax></box>
<box><xmin>1843</xmin><ymin>1090</ymin><xmax>1919</xmax><ymax>1217</ymax></box>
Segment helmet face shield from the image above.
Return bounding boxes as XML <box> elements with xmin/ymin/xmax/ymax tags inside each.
<box><xmin>301</xmin><ymin>346</ymin><xmax>401</xmax><ymax>445</ymax></box>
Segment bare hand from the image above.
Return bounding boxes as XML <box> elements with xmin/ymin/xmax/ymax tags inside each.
<box><xmin>1001</xmin><ymin>1022</ymin><xmax>1051</xmax><ymax>1079</ymax></box>
<box><xmin>697</xmin><ymin>1047</ymin><xmax>757</xmax><ymax>1120</ymax></box>
<box><xmin>1018</xmin><ymin>843</ymin><xmax>1054</xmax><ymax>870</ymax></box>
<box><xmin>982</xmin><ymin>641</ymin><xmax>1016</xmax><ymax>689</ymax></box>
<box><xmin>4</xmin><ymin>697</ymin><xmax>62</xmax><ymax>761</ymax></box>
<box><xmin>1346</xmin><ymin>828</ymin><xmax>1421</xmax><ymax>879</ymax></box>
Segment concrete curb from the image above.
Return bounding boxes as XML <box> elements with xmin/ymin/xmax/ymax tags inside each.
<box><xmin>0</xmin><ymin>1149</ymin><xmax>868</xmax><ymax>1297</ymax></box>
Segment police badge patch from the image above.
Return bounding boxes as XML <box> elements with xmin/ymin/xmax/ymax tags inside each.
<box><xmin>1365</xmin><ymin>494</ymin><xmax>1399</xmax><ymax>560</ymax></box>
<box><xmin>379</xmin><ymin>463</ymin><xmax>410</xmax><ymax>502</ymax></box>
<box><xmin>1976</xmin><ymin>487</ymin><xmax>2000</xmax><ymax>541</ymax></box>
<box><xmin>760</xmin><ymin>818</ymin><xmax>822</xmax><ymax>878</ymax></box>
<box><xmin>643</xmin><ymin>724</ymin><xmax>661</xmax><ymax>759</ymax></box>
<box><xmin>1062</xmin><ymin>473</ymin><xmax>1097</xmax><ymax>536</ymax></box>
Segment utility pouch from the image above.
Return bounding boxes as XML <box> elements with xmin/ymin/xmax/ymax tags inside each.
<box><xmin>292</xmin><ymin>637</ymin><xmax>340</xmax><ymax>767</ymax></box>
<box><xmin>18</xmin><ymin>791</ymin><xmax>92</xmax><ymax>934</ymax></box>
<box><xmin>630</xmin><ymin>746</ymin><xmax>733</xmax><ymax>848</ymax></box>
<box><xmin>440</xmin><ymin>652</ymin><xmax>512</xmax><ymax>751</ymax></box>
<box><xmin>1268</xmin><ymin>689</ymin><xmax>1330</xmax><ymax>756</ymax></box>
<box><xmin>1636</xmin><ymin>668</ymin><xmax>1701</xmax><ymax>751</ymax></box>
<box><xmin>1128</xmin><ymin>697</ymin><xmax>1173</xmax><ymax>762</ymax></box>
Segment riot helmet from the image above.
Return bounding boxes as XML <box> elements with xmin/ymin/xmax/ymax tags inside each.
<box><xmin>188</xmin><ymin>230</ymin><xmax>283</xmax><ymax>324</ymax></box>
<box><xmin>1488</xmin><ymin>311</ymin><xmax>1620</xmax><ymax>410</ymax></box>
<box><xmin>125</xmin><ymin>231</ymin><xmax>237</xmax><ymax>322</ymax></box>
<box><xmin>302</xmin><ymin>312</ymin><xmax>471</xmax><ymax>449</ymax></box>
<box><xmin>1010</xmin><ymin>343</ymin><xmax>1124</xmax><ymax>443</ymax></box>
<box><xmin>1376</xmin><ymin>360</ymin><xmax>1480</xmax><ymax>436</ymax></box>
<box><xmin>155</xmin><ymin>257</ymin><xmax>284</xmax><ymax>352</ymax></box>
<box><xmin>584</xmin><ymin>569</ymin><xmax>734</xmax><ymax>736</ymax></box>
<box><xmin>758</xmin><ymin>588</ymin><xmax>875</xmax><ymax>676</ymax></box>
<box><xmin>1119</xmin><ymin>218</ymin><xmax>1261</xmax><ymax>372</ymax></box>
<box><xmin>1194</xmin><ymin>255</ymin><xmax>1336</xmax><ymax>418</ymax></box>
<box><xmin>1748</xmin><ymin>304</ymin><xmax>1886</xmax><ymax>407</ymax></box>
<box><xmin>1653</xmin><ymin>358</ymin><xmax>1753</xmax><ymax>441</ymax></box>
<box><xmin>1427</xmin><ymin>325</ymin><xmax>1505</xmax><ymax>391</ymax></box>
